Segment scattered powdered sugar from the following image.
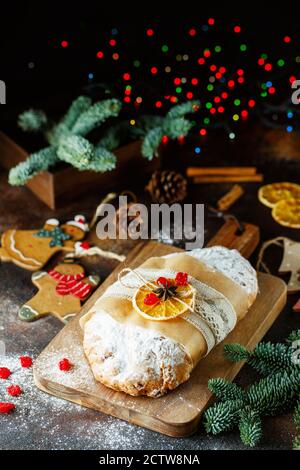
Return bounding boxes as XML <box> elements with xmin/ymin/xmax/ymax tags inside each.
<box><xmin>0</xmin><ymin>353</ymin><xmax>292</xmax><ymax>450</ymax></box>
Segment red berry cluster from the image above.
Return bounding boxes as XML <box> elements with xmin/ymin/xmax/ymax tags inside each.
<box><xmin>0</xmin><ymin>403</ymin><xmax>15</xmax><ymax>414</ymax></box>
<box><xmin>175</xmin><ymin>272</ymin><xmax>188</xmax><ymax>286</ymax></box>
<box><xmin>0</xmin><ymin>356</ymin><xmax>33</xmax><ymax>414</ymax></box>
<box><xmin>0</xmin><ymin>355</ymin><xmax>74</xmax><ymax>414</ymax></box>
<box><xmin>157</xmin><ymin>276</ymin><xmax>169</xmax><ymax>286</ymax></box>
<box><xmin>144</xmin><ymin>292</ymin><xmax>160</xmax><ymax>306</ymax></box>
<box><xmin>0</xmin><ymin>367</ymin><xmax>11</xmax><ymax>380</ymax></box>
<box><xmin>20</xmin><ymin>356</ymin><xmax>33</xmax><ymax>368</ymax></box>
<box><xmin>59</xmin><ymin>358</ymin><xmax>72</xmax><ymax>371</ymax></box>
<box><xmin>7</xmin><ymin>385</ymin><xmax>22</xmax><ymax>397</ymax></box>
<box><xmin>143</xmin><ymin>272</ymin><xmax>189</xmax><ymax>305</ymax></box>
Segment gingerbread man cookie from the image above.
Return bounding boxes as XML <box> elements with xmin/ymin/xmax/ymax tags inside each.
<box><xmin>0</xmin><ymin>215</ymin><xmax>89</xmax><ymax>271</ymax></box>
<box><xmin>19</xmin><ymin>263</ymin><xmax>100</xmax><ymax>322</ymax></box>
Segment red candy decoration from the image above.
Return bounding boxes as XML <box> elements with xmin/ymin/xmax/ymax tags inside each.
<box><xmin>80</xmin><ymin>241</ymin><xmax>90</xmax><ymax>250</ymax></box>
<box><xmin>0</xmin><ymin>402</ymin><xmax>15</xmax><ymax>414</ymax></box>
<box><xmin>175</xmin><ymin>272</ymin><xmax>188</xmax><ymax>286</ymax></box>
<box><xmin>19</xmin><ymin>356</ymin><xmax>33</xmax><ymax>368</ymax></box>
<box><xmin>59</xmin><ymin>358</ymin><xmax>72</xmax><ymax>372</ymax></box>
<box><xmin>157</xmin><ymin>277</ymin><xmax>168</xmax><ymax>286</ymax></box>
<box><xmin>7</xmin><ymin>385</ymin><xmax>22</xmax><ymax>397</ymax></box>
<box><xmin>0</xmin><ymin>367</ymin><xmax>11</xmax><ymax>380</ymax></box>
<box><xmin>144</xmin><ymin>293</ymin><xmax>159</xmax><ymax>305</ymax></box>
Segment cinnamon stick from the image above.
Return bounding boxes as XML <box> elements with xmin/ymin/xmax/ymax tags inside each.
<box><xmin>217</xmin><ymin>184</ymin><xmax>245</xmax><ymax>211</ymax></box>
<box><xmin>193</xmin><ymin>174</ymin><xmax>263</xmax><ymax>183</ymax></box>
<box><xmin>187</xmin><ymin>167</ymin><xmax>257</xmax><ymax>177</ymax></box>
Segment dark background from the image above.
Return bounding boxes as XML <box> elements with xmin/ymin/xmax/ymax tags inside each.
<box><xmin>1</xmin><ymin>2</ymin><xmax>300</xmax><ymax>109</ymax></box>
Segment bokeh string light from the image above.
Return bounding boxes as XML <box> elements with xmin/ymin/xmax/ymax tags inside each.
<box><xmin>55</xmin><ymin>18</ymin><xmax>300</xmax><ymax>153</ymax></box>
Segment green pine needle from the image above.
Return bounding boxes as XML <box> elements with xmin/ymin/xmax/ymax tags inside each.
<box><xmin>57</xmin><ymin>135</ymin><xmax>95</xmax><ymax>169</ymax></box>
<box><xmin>293</xmin><ymin>400</ymin><xmax>300</xmax><ymax>449</ymax></box>
<box><xmin>224</xmin><ymin>343</ymin><xmax>250</xmax><ymax>362</ymax></box>
<box><xmin>239</xmin><ymin>407</ymin><xmax>262</xmax><ymax>447</ymax></box>
<box><xmin>204</xmin><ymin>399</ymin><xmax>244</xmax><ymax>434</ymax></box>
<box><xmin>71</xmin><ymin>98</ymin><xmax>121</xmax><ymax>136</ymax></box>
<box><xmin>247</xmin><ymin>342</ymin><xmax>292</xmax><ymax>376</ymax></box>
<box><xmin>287</xmin><ymin>330</ymin><xmax>300</xmax><ymax>344</ymax></box>
<box><xmin>295</xmin><ymin>401</ymin><xmax>300</xmax><ymax>430</ymax></box>
<box><xmin>88</xmin><ymin>146</ymin><xmax>117</xmax><ymax>172</ymax></box>
<box><xmin>166</xmin><ymin>100</ymin><xmax>200</xmax><ymax>119</ymax></box>
<box><xmin>205</xmin><ymin>331</ymin><xmax>300</xmax><ymax>448</ymax></box>
<box><xmin>162</xmin><ymin>117</ymin><xmax>193</xmax><ymax>139</ymax></box>
<box><xmin>18</xmin><ymin>109</ymin><xmax>48</xmax><ymax>132</ymax></box>
<box><xmin>45</xmin><ymin>122</ymin><xmax>70</xmax><ymax>147</ymax></box>
<box><xmin>139</xmin><ymin>101</ymin><xmax>198</xmax><ymax>160</ymax></box>
<box><xmin>208</xmin><ymin>378</ymin><xmax>245</xmax><ymax>401</ymax></box>
<box><xmin>141</xmin><ymin>127</ymin><xmax>163</xmax><ymax>160</ymax></box>
<box><xmin>11</xmin><ymin>96</ymin><xmax>123</xmax><ymax>185</ymax></box>
<box><xmin>8</xmin><ymin>147</ymin><xmax>58</xmax><ymax>185</ymax></box>
<box><xmin>61</xmin><ymin>96</ymin><xmax>92</xmax><ymax>129</ymax></box>
<box><xmin>294</xmin><ymin>436</ymin><xmax>300</xmax><ymax>450</ymax></box>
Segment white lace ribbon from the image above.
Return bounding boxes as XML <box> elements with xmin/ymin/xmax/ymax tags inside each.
<box><xmin>102</xmin><ymin>268</ymin><xmax>237</xmax><ymax>354</ymax></box>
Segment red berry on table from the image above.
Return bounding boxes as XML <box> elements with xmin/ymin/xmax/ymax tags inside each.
<box><xmin>0</xmin><ymin>367</ymin><xmax>11</xmax><ymax>380</ymax></box>
<box><xmin>19</xmin><ymin>356</ymin><xmax>33</xmax><ymax>368</ymax></box>
<box><xmin>0</xmin><ymin>402</ymin><xmax>15</xmax><ymax>414</ymax></box>
<box><xmin>59</xmin><ymin>358</ymin><xmax>72</xmax><ymax>372</ymax></box>
<box><xmin>144</xmin><ymin>293</ymin><xmax>159</xmax><ymax>305</ymax></box>
<box><xmin>7</xmin><ymin>385</ymin><xmax>22</xmax><ymax>397</ymax></box>
<box><xmin>175</xmin><ymin>272</ymin><xmax>188</xmax><ymax>286</ymax></box>
<box><xmin>157</xmin><ymin>276</ymin><xmax>168</xmax><ymax>286</ymax></box>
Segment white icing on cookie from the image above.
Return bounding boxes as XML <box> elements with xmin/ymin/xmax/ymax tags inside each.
<box><xmin>9</xmin><ymin>230</ymin><xmax>40</xmax><ymax>266</ymax></box>
<box><xmin>45</xmin><ymin>218</ymin><xmax>59</xmax><ymax>226</ymax></box>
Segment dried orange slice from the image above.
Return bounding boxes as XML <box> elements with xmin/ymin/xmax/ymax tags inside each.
<box><xmin>258</xmin><ymin>182</ymin><xmax>300</xmax><ymax>208</ymax></box>
<box><xmin>272</xmin><ymin>198</ymin><xmax>300</xmax><ymax>228</ymax></box>
<box><xmin>133</xmin><ymin>279</ymin><xmax>195</xmax><ymax>321</ymax></box>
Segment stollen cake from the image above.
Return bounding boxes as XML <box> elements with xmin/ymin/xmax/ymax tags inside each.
<box><xmin>81</xmin><ymin>246</ymin><xmax>258</xmax><ymax>397</ymax></box>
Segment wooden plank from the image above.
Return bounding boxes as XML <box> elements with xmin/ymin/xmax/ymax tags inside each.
<box><xmin>206</xmin><ymin>220</ymin><xmax>260</xmax><ymax>259</ymax></box>
<box><xmin>33</xmin><ymin>226</ymin><xmax>287</xmax><ymax>437</ymax></box>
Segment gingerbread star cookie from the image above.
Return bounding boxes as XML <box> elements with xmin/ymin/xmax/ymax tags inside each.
<box><xmin>19</xmin><ymin>262</ymin><xmax>100</xmax><ymax>322</ymax></box>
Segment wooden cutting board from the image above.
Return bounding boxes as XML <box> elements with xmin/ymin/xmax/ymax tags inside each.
<box><xmin>33</xmin><ymin>220</ymin><xmax>287</xmax><ymax>437</ymax></box>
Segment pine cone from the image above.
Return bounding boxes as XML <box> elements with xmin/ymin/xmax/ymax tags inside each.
<box><xmin>145</xmin><ymin>170</ymin><xmax>188</xmax><ymax>204</ymax></box>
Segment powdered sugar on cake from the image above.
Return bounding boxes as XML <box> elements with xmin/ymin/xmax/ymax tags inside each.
<box><xmin>83</xmin><ymin>311</ymin><xmax>192</xmax><ymax>397</ymax></box>
<box><xmin>164</xmin><ymin>246</ymin><xmax>258</xmax><ymax>298</ymax></box>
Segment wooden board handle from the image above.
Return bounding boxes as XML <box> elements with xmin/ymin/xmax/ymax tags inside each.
<box><xmin>206</xmin><ymin>219</ymin><xmax>260</xmax><ymax>259</ymax></box>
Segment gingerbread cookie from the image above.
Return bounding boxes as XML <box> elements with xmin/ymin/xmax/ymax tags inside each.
<box><xmin>0</xmin><ymin>215</ymin><xmax>89</xmax><ymax>271</ymax></box>
<box><xmin>19</xmin><ymin>263</ymin><xmax>100</xmax><ymax>322</ymax></box>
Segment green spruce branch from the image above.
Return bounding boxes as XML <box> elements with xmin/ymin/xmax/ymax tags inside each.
<box><xmin>134</xmin><ymin>101</ymin><xmax>200</xmax><ymax>160</ymax></box>
<box><xmin>294</xmin><ymin>401</ymin><xmax>300</xmax><ymax>449</ymax></box>
<box><xmin>10</xmin><ymin>96</ymin><xmax>121</xmax><ymax>185</ymax></box>
<box><xmin>204</xmin><ymin>330</ymin><xmax>300</xmax><ymax>448</ymax></box>
<box><xmin>10</xmin><ymin>98</ymin><xmax>199</xmax><ymax>185</ymax></box>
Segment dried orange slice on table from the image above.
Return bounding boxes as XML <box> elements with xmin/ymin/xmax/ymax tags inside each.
<box><xmin>258</xmin><ymin>182</ymin><xmax>300</xmax><ymax>208</ymax></box>
<box><xmin>133</xmin><ymin>273</ymin><xmax>195</xmax><ymax>321</ymax></box>
<box><xmin>272</xmin><ymin>198</ymin><xmax>300</xmax><ymax>228</ymax></box>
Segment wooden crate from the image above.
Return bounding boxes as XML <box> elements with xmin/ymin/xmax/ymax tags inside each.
<box><xmin>0</xmin><ymin>131</ymin><xmax>159</xmax><ymax>209</ymax></box>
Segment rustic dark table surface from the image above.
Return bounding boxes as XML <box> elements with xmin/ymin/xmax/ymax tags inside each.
<box><xmin>0</xmin><ymin>171</ymin><xmax>299</xmax><ymax>451</ymax></box>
